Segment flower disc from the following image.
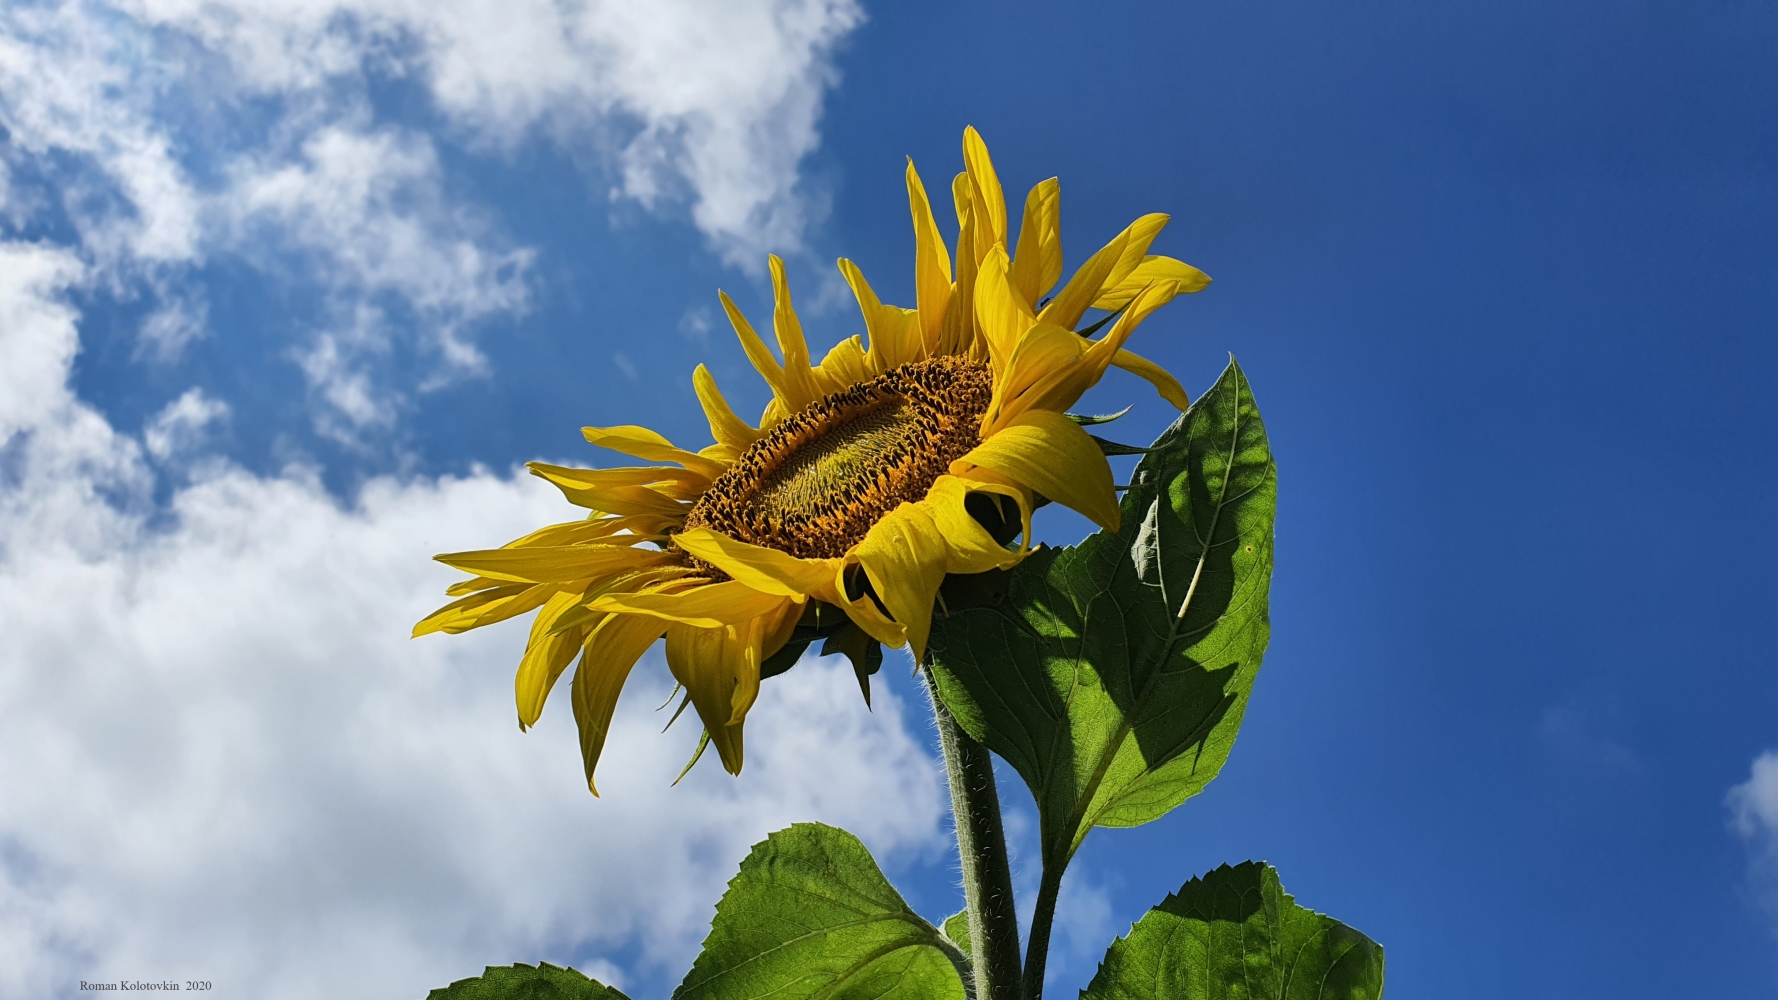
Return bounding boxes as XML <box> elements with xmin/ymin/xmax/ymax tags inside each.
<box><xmin>681</xmin><ymin>356</ymin><xmax>993</xmax><ymax>561</ymax></box>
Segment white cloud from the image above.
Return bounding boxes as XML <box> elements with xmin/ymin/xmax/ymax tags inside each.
<box><xmin>143</xmin><ymin>388</ymin><xmax>230</xmax><ymax>460</ymax></box>
<box><xmin>1</xmin><ymin>0</ymin><xmax>862</xmax><ymax>448</ymax></box>
<box><xmin>0</xmin><ymin>243</ymin><xmax>947</xmax><ymax>997</ymax></box>
<box><xmin>1729</xmin><ymin>750</ymin><xmax>1778</xmax><ymax>924</ymax></box>
<box><xmin>136</xmin><ymin>292</ymin><xmax>209</xmax><ymax>362</ymax></box>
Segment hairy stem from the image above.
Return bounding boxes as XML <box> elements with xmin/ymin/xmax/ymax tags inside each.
<box><xmin>926</xmin><ymin>670</ymin><xmax>1022</xmax><ymax>1000</ymax></box>
<box><xmin>1022</xmin><ymin>862</ymin><xmax>1065</xmax><ymax>1000</ymax></box>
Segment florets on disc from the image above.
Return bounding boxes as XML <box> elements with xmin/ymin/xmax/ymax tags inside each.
<box><xmin>681</xmin><ymin>356</ymin><xmax>993</xmax><ymax>561</ymax></box>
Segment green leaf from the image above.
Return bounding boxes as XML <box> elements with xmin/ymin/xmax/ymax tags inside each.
<box><xmin>674</xmin><ymin>823</ymin><xmax>969</xmax><ymax>1000</ymax></box>
<box><xmin>928</xmin><ymin>359</ymin><xmax>1276</xmax><ymax>861</ymax></box>
<box><xmin>1080</xmin><ymin>862</ymin><xmax>1384</xmax><ymax>1000</ymax></box>
<box><xmin>941</xmin><ymin>909</ymin><xmax>972</xmax><ymax>958</ymax></box>
<box><xmin>426</xmin><ymin>962</ymin><xmax>629</xmax><ymax>999</ymax></box>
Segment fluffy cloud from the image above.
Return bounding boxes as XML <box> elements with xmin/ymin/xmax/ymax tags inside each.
<box><xmin>0</xmin><ymin>0</ymin><xmax>861</xmax><ymax>439</ymax></box>
<box><xmin>0</xmin><ymin>246</ymin><xmax>946</xmax><ymax>998</ymax></box>
<box><xmin>1728</xmin><ymin>750</ymin><xmax>1778</xmax><ymax>923</ymax></box>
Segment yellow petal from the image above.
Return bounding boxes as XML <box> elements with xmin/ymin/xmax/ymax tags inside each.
<box><xmin>1036</xmin><ymin>228</ymin><xmax>1129</xmax><ymax>332</ymax></box>
<box><xmin>499</xmin><ymin>516</ymin><xmax>657</xmax><ymax>551</ymax></box>
<box><xmin>719</xmin><ymin>289</ymin><xmax>795</xmax><ymax>403</ymax></box>
<box><xmin>814</xmin><ymin>334</ymin><xmax>873</xmax><ymax>394</ymax></box>
<box><xmin>671</xmin><ymin>527</ymin><xmax>841</xmax><ymax>597</ymax></box>
<box><xmin>918</xmin><ymin>476</ymin><xmax>1028</xmax><ymax>571</ymax></box>
<box><xmin>514</xmin><ymin>589</ymin><xmax>592</xmax><ymax>729</ymax></box>
<box><xmin>1010</xmin><ymin>177</ymin><xmax>1061</xmax><ymax>306</ymax></box>
<box><xmin>443</xmin><ymin>575</ymin><xmax>510</xmax><ymax>597</ymax></box>
<box><xmin>854</xmin><ymin>503</ymin><xmax>949</xmax><ymax>663</ymax></box>
<box><xmin>962</xmin><ymin>126</ymin><xmax>1007</xmax><ymax>255</ymax></box>
<box><xmin>433</xmin><ymin>544</ymin><xmax>675</xmax><ymax>584</ymax></box>
<box><xmin>838</xmin><ymin>258</ymin><xmax>922</xmax><ymax>373</ymax></box>
<box><xmin>1037</xmin><ymin>213</ymin><xmax>1169</xmax><ymax>332</ymax></box>
<box><xmin>725</xmin><ymin>598</ymin><xmax>803</xmax><ymax>725</ymax></box>
<box><xmin>665</xmin><ymin>623</ymin><xmax>737</xmax><ymax>772</ymax></box>
<box><xmin>1091</xmin><ymin>255</ymin><xmax>1210</xmax><ymax>311</ymax></box>
<box><xmin>942</xmin><ymin>171</ymin><xmax>979</xmax><ymax>356</ymax></box>
<box><xmin>571</xmin><ymin>612</ymin><xmax>669</xmax><ymax>795</ymax></box>
<box><xmin>529</xmin><ymin>461</ymin><xmax>706</xmax><ymax>505</ymax></box>
<box><xmin>906</xmin><ymin>158</ymin><xmax>953</xmax><ymax>355</ymax></box>
<box><xmin>693</xmin><ymin>364</ymin><xmax>763</xmax><ymax>452</ymax></box>
<box><xmin>981</xmin><ymin>321</ymin><xmax>1087</xmax><ymax>435</ymax></box>
<box><xmin>768</xmin><ymin>254</ymin><xmax>823</xmax><ymax>410</ymax></box>
<box><xmin>973</xmin><ymin>245</ymin><xmax>1036</xmax><ymax>374</ymax></box>
<box><xmin>580</xmin><ymin>425</ymin><xmax>728</xmax><ymax>480</ymax></box>
<box><xmin>1111</xmin><ymin>348</ymin><xmax>1191</xmax><ymax>411</ymax></box>
<box><xmin>1078</xmin><ymin>279</ymin><xmax>1180</xmax><ymax>378</ymax></box>
<box><xmin>954</xmin><ymin>409</ymin><xmax>1120</xmax><ymax>532</ymax></box>
<box><xmin>591</xmin><ymin>578</ymin><xmax>796</xmax><ymax>627</ymax></box>
<box><xmin>413</xmin><ymin>581</ymin><xmax>543</xmax><ymax>637</ymax></box>
<box><xmin>665</xmin><ymin>622</ymin><xmax>755</xmax><ymax>775</ymax></box>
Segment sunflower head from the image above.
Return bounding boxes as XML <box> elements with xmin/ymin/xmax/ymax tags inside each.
<box><xmin>415</xmin><ymin>127</ymin><xmax>1211</xmax><ymax>794</ymax></box>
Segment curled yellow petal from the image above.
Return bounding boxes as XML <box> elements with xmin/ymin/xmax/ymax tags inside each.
<box><xmin>954</xmin><ymin>409</ymin><xmax>1120</xmax><ymax>532</ymax></box>
<box><xmin>571</xmin><ymin>613</ymin><xmax>670</xmax><ymax>795</ymax></box>
<box><xmin>918</xmin><ymin>475</ymin><xmax>1028</xmax><ymax>571</ymax></box>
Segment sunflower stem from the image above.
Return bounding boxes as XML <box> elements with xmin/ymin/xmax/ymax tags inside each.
<box><xmin>925</xmin><ymin>669</ymin><xmax>1022</xmax><ymax>1000</ymax></box>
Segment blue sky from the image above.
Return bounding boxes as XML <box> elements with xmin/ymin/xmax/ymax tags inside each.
<box><xmin>3</xmin><ymin>1</ymin><xmax>1776</xmax><ymax>997</ymax></box>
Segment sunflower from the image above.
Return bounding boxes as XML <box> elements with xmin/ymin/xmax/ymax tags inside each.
<box><xmin>415</xmin><ymin>127</ymin><xmax>1210</xmax><ymax>793</ymax></box>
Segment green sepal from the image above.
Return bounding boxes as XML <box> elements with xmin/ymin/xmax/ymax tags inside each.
<box><xmin>673</xmin><ymin>823</ymin><xmax>968</xmax><ymax>999</ymax></box>
<box><xmin>426</xmin><ymin>961</ymin><xmax>629</xmax><ymax>999</ymax></box>
<box><xmin>1081</xmin><ymin>862</ymin><xmax>1384</xmax><ymax>1000</ymax></box>
<box><xmin>759</xmin><ymin>637</ymin><xmax>810</xmax><ymax>680</ymax></box>
<box><xmin>928</xmin><ymin>359</ymin><xmax>1277</xmax><ymax>862</ymax></box>
<box><xmin>1089</xmin><ymin>433</ymin><xmax>1154</xmax><ymax>457</ymax></box>
<box><xmin>821</xmin><ymin>624</ymin><xmax>883</xmax><ymax>706</ymax></box>
<box><xmin>1067</xmin><ymin>405</ymin><xmax>1134</xmax><ymax>426</ymax></box>
<box><xmin>672</xmin><ymin>729</ymin><xmax>711</xmax><ymax>786</ymax></box>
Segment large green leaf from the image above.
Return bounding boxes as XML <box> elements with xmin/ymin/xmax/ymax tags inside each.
<box><xmin>426</xmin><ymin>962</ymin><xmax>629</xmax><ymax>999</ymax></box>
<box><xmin>929</xmin><ymin>359</ymin><xmax>1275</xmax><ymax>861</ymax></box>
<box><xmin>1080</xmin><ymin>862</ymin><xmax>1384</xmax><ymax>1000</ymax></box>
<box><xmin>674</xmin><ymin>823</ymin><xmax>969</xmax><ymax>1000</ymax></box>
